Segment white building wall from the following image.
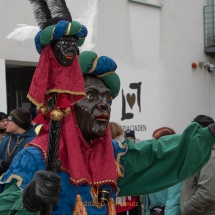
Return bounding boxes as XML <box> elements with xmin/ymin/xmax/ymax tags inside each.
<box><xmin>96</xmin><ymin>0</ymin><xmax>215</xmax><ymax>139</ymax></box>
<box><xmin>0</xmin><ymin>0</ymin><xmax>214</xmax><ymax>139</ymax></box>
<box><xmin>159</xmin><ymin>0</ymin><xmax>215</xmax><ymax>134</ymax></box>
<box><xmin>95</xmin><ymin>0</ymin><xmax>162</xmax><ymax>140</ymax></box>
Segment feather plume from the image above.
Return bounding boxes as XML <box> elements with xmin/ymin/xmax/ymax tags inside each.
<box><xmin>28</xmin><ymin>0</ymin><xmax>51</xmax><ymax>29</ymax></box>
<box><xmin>77</xmin><ymin>0</ymin><xmax>98</xmax><ymax>52</ymax></box>
<box><xmin>6</xmin><ymin>24</ymin><xmax>40</xmax><ymax>42</ymax></box>
<box><xmin>46</xmin><ymin>0</ymin><xmax>72</xmax><ymax>22</ymax></box>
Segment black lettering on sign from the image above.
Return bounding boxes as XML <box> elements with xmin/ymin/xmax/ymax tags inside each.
<box><xmin>122</xmin><ymin>125</ymin><xmax>146</xmax><ymax>131</ymax></box>
<box><xmin>121</xmin><ymin>83</ymin><xmax>142</xmax><ymax>121</ymax></box>
<box><xmin>121</xmin><ymin>89</ymin><xmax>133</xmax><ymax>121</ymax></box>
<box><xmin>129</xmin><ymin>82</ymin><xmax>141</xmax><ymax>112</ymax></box>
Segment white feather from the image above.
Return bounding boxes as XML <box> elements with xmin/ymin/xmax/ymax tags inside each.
<box><xmin>76</xmin><ymin>0</ymin><xmax>98</xmax><ymax>52</ymax></box>
<box><xmin>6</xmin><ymin>24</ymin><xmax>40</xmax><ymax>42</ymax></box>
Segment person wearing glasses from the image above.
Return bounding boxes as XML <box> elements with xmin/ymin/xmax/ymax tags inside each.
<box><xmin>0</xmin><ymin>108</ymin><xmax>36</xmax><ymax>176</ymax></box>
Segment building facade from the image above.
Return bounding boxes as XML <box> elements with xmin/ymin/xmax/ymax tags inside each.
<box><xmin>0</xmin><ymin>0</ymin><xmax>214</xmax><ymax>139</ymax></box>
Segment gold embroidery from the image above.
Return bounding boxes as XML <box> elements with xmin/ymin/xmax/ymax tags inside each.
<box><xmin>27</xmin><ymin>94</ymin><xmax>44</xmax><ymax>107</ymax></box>
<box><xmin>88</xmin><ymin>56</ymin><xmax>99</xmax><ymax>74</ymax></box>
<box><xmin>116</xmin><ymin>186</ymin><xmax>120</xmax><ymax>197</ymax></box>
<box><xmin>114</xmin><ymin>141</ymin><xmax>128</xmax><ymax>197</ymax></box>
<box><xmin>116</xmin><ymin>141</ymin><xmax>128</xmax><ymax>178</ymax></box>
<box><xmin>60</xmin><ymin>166</ymin><xmax>70</xmax><ymax>173</ymax></box>
<box><xmin>116</xmin><ymin>161</ymin><xmax>123</xmax><ymax>178</ymax></box>
<box><xmin>59</xmin><ymin>166</ymin><xmax>117</xmax><ymax>186</ymax></box>
<box><xmin>0</xmin><ymin>174</ymin><xmax>23</xmax><ymax>189</ymax></box>
<box><xmin>97</xmin><ymin>71</ymin><xmax>115</xmax><ymax>78</ymax></box>
<box><xmin>70</xmin><ymin>176</ymin><xmax>117</xmax><ymax>187</ymax></box>
<box><xmin>25</xmin><ymin>143</ymin><xmax>47</xmax><ymax>158</ymax></box>
<box><xmin>66</xmin><ymin>22</ymin><xmax>72</xmax><ymax>35</ymax></box>
<box><xmin>45</xmin><ymin>89</ymin><xmax>86</xmax><ymax>96</ymax></box>
<box><xmin>46</xmin><ymin>90</ymin><xmax>86</xmax><ymax>105</ymax></box>
<box><xmin>22</xmin><ymin>146</ymin><xmax>117</xmax><ymax>187</ymax></box>
<box><xmin>27</xmin><ymin>91</ymin><xmax>86</xmax><ymax>107</ymax></box>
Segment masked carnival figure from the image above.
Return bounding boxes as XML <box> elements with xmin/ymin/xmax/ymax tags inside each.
<box><xmin>1</xmin><ymin>0</ymin><xmax>215</xmax><ymax>215</ymax></box>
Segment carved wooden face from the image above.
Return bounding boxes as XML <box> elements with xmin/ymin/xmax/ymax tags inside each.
<box><xmin>51</xmin><ymin>36</ymin><xmax>79</xmax><ymax>66</ymax></box>
<box><xmin>74</xmin><ymin>75</ymin><xmax>111</xmax><ymax>139</ymax></box>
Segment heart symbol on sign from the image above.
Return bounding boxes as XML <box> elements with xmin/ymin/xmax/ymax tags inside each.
<box><xmin>126</xmin><ymin>93</ymin><xmax>136</xmax><ymax>109</ymax></box>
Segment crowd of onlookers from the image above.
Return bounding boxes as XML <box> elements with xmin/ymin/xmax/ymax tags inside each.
<box><xmin>110</xmin><ymin>115</ymin><xmax>215</xmax><ymax>215</ymax></box>
<box><xmin>0</xmin><ymin>108</ymin><xmax>214</xmax><ymax>215</ymax></box>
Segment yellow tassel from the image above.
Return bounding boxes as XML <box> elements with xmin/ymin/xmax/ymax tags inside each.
<box><xmin>108</xmin><ymin>198</ymin><xmax>116</xmax><ymax>215</ymax></box>
<box><xmin>115</xmin><ymin>161</ymin><xmax>123</xmax><ymax>178</ymax></box>
<box><xmin>73</xmin><ymin>194</ymin><xmax>87</xmax><ymax>215</ymax></box>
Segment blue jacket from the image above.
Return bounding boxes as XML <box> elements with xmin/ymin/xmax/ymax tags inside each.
<box><xmin>144</xmin><ymin>182</ymin><xmax>183</xmax><ymax>215</ymax></box>
<box><xmin>0</xmin><ymin>140</ymin><xmax>127</xmax><ymax>215</ymax></box>
<box><xmin>0</xmin><ymin>126</ymin><xmax>36</xmax><ymax>159</ymax></box>
<box><xmin>0</xmin><ymin>126</ymin><xmax>36</xmax><ymax>192</ymax></box>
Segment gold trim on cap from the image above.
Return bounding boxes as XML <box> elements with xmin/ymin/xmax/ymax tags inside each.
<box><xmin>97</xmin><ymin>71</ymin><xmax>115</xmax><ymax>78</ymax></box>
<box><xmin>51</xmin><ymin>27</ymin><xmax>55</xmax><ymax>40</ymax></box>
<box><xmin>88</xmin><ymin>56</ymin><xmax>99</xmax><ymax>74</ymax></box>
<box><xmin>10</xmin><ymin>111</ymin><xmax>24</xmax><ymax>124</ymax></box>
<box><xmin>66</xmin><ymin>22</ymin><xmax>72</xmax><ymax>35</ymax></box>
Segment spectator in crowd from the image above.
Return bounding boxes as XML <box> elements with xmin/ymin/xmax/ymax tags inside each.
<box><xmin>144</xmin><ymin>127</ymin><xmax>183</xmax><ymax>215</ymax></box>
<box><xmin>0</xmin><ymin>112</ymin><xmax>9</xmax><ymax>143</ymax></box>
<box><xmin>0</xmin><ymin>108</ymin><xmax>36</xmax><ymax>176</ymax></box>
<box><xmin>125</xmin><ymin>129</ymin><xmax>136</xmax><ymax>142</ymax></box>
<box><xmin>109</xmin><ymin>121</ymin><xmax>125</xmax><ymax>142</ymax></box>
<box><xmin>180</xmin><ymin>115</ymin><xmax>215</xmax><ymax>215</ymax></box>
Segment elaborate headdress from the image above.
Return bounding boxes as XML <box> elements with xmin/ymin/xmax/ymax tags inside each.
<box><xmin>8</xmin><ymin>0</ymin><xmax>88</xmax><ymax>54</ymax></box>
<box><xmin>79</xmin><ymin>51</ymin><xmax>120</xmax><ymax>99</ymax></box>
<box><xmin>12</xmin><ymin>0</ymin><xmax>88</xmax><ymax>108</ymax></box>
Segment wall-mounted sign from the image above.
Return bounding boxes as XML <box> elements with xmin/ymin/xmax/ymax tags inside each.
<box><xmin>110</xmin><ymin>68</ymin><xmax>160</xmax><ymax>140</ymax></box>
<box><xmin>121</xmin><ymin>82</ymin><xmax>146</xmax><ymax>133</ymax></box>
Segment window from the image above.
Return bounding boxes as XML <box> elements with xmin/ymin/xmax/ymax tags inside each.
<box><xmin>204</xmin><ymin>0</ymin><xmax>215</xmax><ymax>55</ymax></box>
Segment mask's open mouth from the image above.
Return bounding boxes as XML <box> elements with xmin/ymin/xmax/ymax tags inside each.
<box><xmin>65</xmin><ymin>54</ymin><xmax>73</xmax><ymax>60</ymax></box>
<box><xmin>95</xmin><ymin>113</ymin><xmax>110</xmax><ymax>122</ymax></box>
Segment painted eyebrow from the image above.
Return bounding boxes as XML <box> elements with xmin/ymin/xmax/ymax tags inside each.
<box><xmin>85</xmin><ymin>86</ymin><xmax>111</xmax><ymax>94</ymax></box>
<box><xmin>85</xmin><ymin>85</ymin><xmax>98</xmax><ymax>90</ymax></box>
